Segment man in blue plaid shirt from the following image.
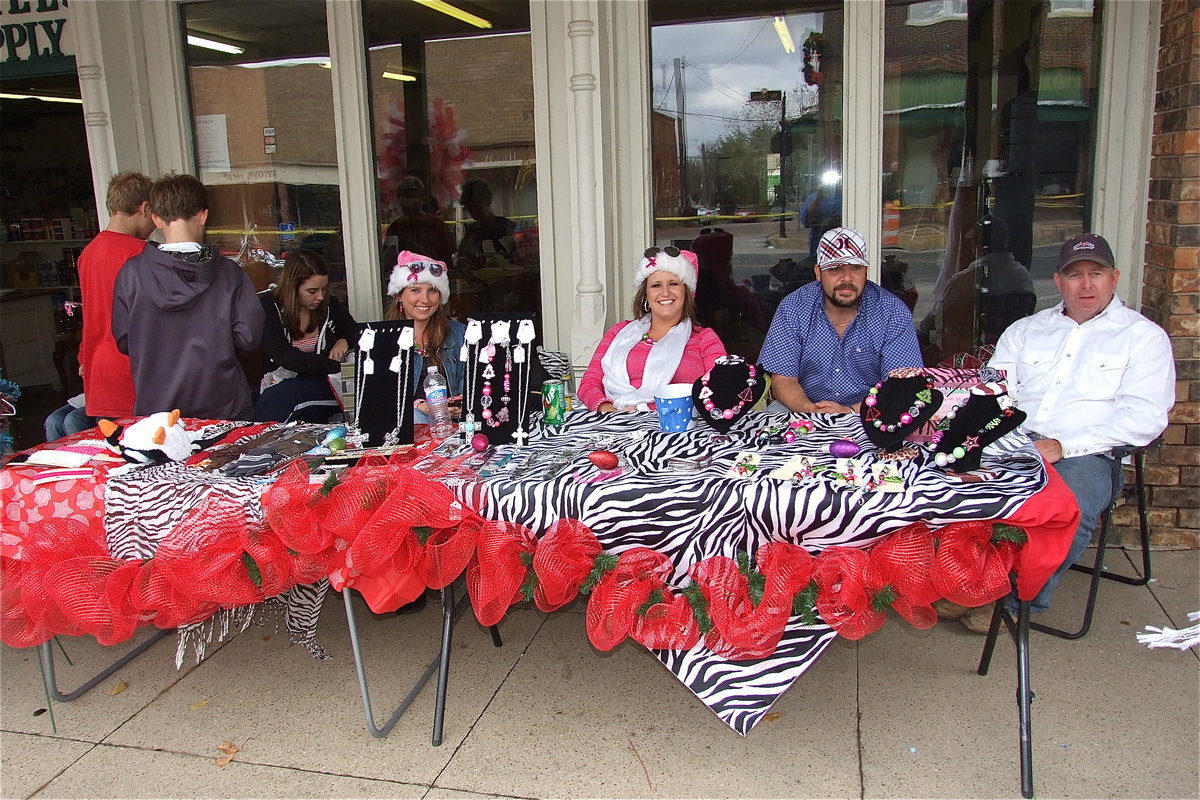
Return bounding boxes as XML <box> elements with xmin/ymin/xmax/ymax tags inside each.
<box><xmin>760</xmin><ymin>227</ymin><xmax>922</xmax><ymax>414</ymax></box>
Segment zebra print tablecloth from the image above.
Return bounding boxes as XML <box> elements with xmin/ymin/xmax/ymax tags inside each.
<box><xmin>465</xmin><ymin>409</ymin><xmax>1046</xmax><ymax>735</ymax></box>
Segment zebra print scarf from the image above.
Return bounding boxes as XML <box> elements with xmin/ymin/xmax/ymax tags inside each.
<box><xmin>600</xmin><ymin>316</ymin><xmax>691</xmax><ymax>410</ymax></box>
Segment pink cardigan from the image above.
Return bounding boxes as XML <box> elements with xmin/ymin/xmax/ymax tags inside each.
<box><xmin>577</xmin><ymin>321</ymin><xmax>727</xmax><ymax>411</ymax></box>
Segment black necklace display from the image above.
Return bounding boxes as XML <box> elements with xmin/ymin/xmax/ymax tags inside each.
<box><xmin>859</xmin><ymin>373</ymin><xmax>944</xmax><ymax>451</ymax></box>
<box><xmin>691</xmin><ymin>355</ymin><xmax>767</xmax><ymax>433</ymax></box>
<box><xmin>929</xmin><ymin>393</ymin><xmax>1026</xmax><ymax>473</ymax></box>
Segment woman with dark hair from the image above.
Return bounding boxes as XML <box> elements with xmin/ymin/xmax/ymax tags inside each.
<box><xmin>384</xmin><ymin>250</ymin><xmax>466</xmax><ymax>422</ymax></box>
<box><xmin>253</xmin><ymin>250</ymin><xmax>357</xmax><ymax>423</ymax></box>
<box><xmin>577</xmin><ymin>246</ymin><xmax>726</xmax><ymax>412</ymax></box>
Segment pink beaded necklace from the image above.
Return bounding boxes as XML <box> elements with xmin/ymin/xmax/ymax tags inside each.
<box><xmin>698</xmin><ymin>357</ymin><xmax>758</xmax><ymax>421</ymax></box>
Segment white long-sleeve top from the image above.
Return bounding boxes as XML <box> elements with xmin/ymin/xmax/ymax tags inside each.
<box><xmin>988</xmin><ymin>296</ymin><xmax>1175</xmax><ymax>459</ymax></box>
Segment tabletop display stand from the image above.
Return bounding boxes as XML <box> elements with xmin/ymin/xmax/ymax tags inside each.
<box><xmin>460</xmin><ymin>317</ymin><xmax>543</xmax><ymax>446</ymax></box>
<box><xmin>354</xmin><ymin>320</ymin><xmax>416</xmax><ymax>447</ymax></box>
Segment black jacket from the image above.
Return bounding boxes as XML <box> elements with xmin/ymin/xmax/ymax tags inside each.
<box><xmin>259</xmin><ymin>293</ymin><xmax>357</xmax><ymax>376</ymax></box>
<box><xmin>112</xmin><ymin>244</ymin><xmax>264</xmax><ymax>420</ymax></box>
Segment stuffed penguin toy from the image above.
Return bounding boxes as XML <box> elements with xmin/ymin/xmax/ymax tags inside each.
<box><xmin>98</xmin><ymin>410</ymin><xmax>197</xmax><ymax>465</ymax></box>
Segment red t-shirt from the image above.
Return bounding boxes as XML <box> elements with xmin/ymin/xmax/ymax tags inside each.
<box><xmin>79</xmin><ymin>231</ymin><xmax>148</xmax><ymax>417</ymax></box>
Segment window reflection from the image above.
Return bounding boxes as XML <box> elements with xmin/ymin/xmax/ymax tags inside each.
<box><xmin>181</xmin><ymin>1</ymin><xmax>343</xmax><ymax>291</ymax></box>
<box><xmin>650</xmin><ymin>4</ymin><xmax>843</xmax><ymax>363</ymax></box>
<box><xmin>883</xmin><ymin>0</ymin><xmax>1100</xmax><ymax>365</ymax></box>
<box><xmin>363</xmin><ymin>2</ymin><xmax>540</xmax><ymax>323</ymax></box>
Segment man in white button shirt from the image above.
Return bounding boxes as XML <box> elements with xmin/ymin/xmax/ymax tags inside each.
<box><xmin>988</xmin><ymin>232</ymin><xmax>1175</xmax><ymax>614</ymax></box>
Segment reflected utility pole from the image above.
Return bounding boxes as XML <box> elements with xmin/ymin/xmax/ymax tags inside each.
<box><xmin>675</xmin><ymin>57</ymin><xmax>688</xmax><ymax>214</ymax></box>
<box><xmin>751</xmin><ymin>88</ymin><xmax>787</xmax><ymax>237</ymax></box>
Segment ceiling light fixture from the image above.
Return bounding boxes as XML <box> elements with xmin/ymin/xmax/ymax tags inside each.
<box><xmin>382</xmin><ymin>71</ymin><xmax>417</xmax><ymax>82</ymax></box>
<box><xmin>413</xmin><ymin>0</ymin><xmax>492</xmax><ymax>30</ymax></box>
<box><xmin>186</xmin><ymin>34</ymin><xmax>245</xmax><ymax>55</ymax></box>
<box><xmin>773</xmin><ymin>16</ymin><xmax>796</xmax><ymax>54</ymax></box>
<box><xmin>0</xmin><ymin>92</ymin><xmax>83</xmax><ymax>104</ymax></box>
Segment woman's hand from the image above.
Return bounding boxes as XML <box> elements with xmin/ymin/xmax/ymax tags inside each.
<box><xmin>598</xmin><ymin>402</ymin><xmax>617</xmax><ymax>413</ymax></box>
<box><xmin>329</xmin><ymin>339</ymin><xmax>350</xmax><ymax>361</ymax></box>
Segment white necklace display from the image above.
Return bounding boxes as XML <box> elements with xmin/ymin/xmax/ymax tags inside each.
<box><xmin>382</xmin><ymin>325</ymin><xmax>414</xmax><ymax>447</ymax></box>
<box><xmin>354</xmin><ymin>326</ymin><xmax>376</xmax><ymax>429</ymax></box>
<box><xmin>459</xmin><ymin>319</ymin><xmax>484</xmax><ymax>436</ymax></box>
<box><xmin>512</xmin><ymin>319</ymin><xmax>536</xmax><ymax>445</ymax></box>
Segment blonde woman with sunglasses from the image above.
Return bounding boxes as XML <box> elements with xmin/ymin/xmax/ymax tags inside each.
<box><xmin>385</xmin><ymin>250</ymin><xmax>466</xmax><ymax>422</ymax></box>
<box><xmin>577</xmin><ymin>246</ymin><xmax>726</xmax><ymax>413</ymax></box>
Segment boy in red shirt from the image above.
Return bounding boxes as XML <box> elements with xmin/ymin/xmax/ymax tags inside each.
<box><xmin>43</xmin><ymin>171</ymin><xmax>155</xmax><ymax>441</ymax></box>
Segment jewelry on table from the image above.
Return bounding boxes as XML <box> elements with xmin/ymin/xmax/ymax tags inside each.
<box><xmin>875</xmin><ymin>444</ymin><xmax>919</xmax><ymax>462</ymax></box>
<box><xmin>482</xmin><ymin>342</ymin><xmax>513</xmax><ymax>427</ymax></box>
<box><xmin>458</xmin><ymin>320</ymin><xmax>485</xmax><ymax>436</ymax></box>
<box><xmin>698</xmin><ymin>356</ymin><xmax>758</xmax><ymax>421</ymax></box>
<box><xmin>754</xmin><ymin>418</ymin><xmax>815</xmax><ymax>445</ymax></box>
<box><xmin>933</xmin><ymin>407</ymin><xmax>1016</xmax><ymax>467</ymax></box>
<box><xmin>862</xmin><ymin>375</ymin><xmax>934</xmax><ymax>433</ymax></box>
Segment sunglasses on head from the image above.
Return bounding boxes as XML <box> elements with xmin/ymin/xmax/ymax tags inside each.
<box><xmin>644</xmin><ymin>245</ymin><xmax>681</xmax><ymax>259</ymax></box>
<box><xmin>403</xmin><ymin>260</ymin><xmax>445</xmax><ymax>279</ymax></box>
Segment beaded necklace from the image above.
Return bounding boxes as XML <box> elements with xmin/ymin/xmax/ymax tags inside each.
<box><xmin>862</xmin><ymin>375</ymin><xmax>934</xmax><ymax>433</ymax></box>
<box><xmin>698</xmin><ymin>355</ymin><xmax>758</xmax><ymax>421</ymax></box>
<box><xmin>933</xmin><ymin>407</ymin><xmax>1016</xmax><ymax>467</ymax></box>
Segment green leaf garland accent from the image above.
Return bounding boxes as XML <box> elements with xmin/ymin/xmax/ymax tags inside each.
<box><xmin>871</xmin><ymin>584</ymin><xmax>897</xmax><ymax>613</ymax></box>
<box><xmin>991</xmin><ymin>523</ymin><xmax>1029</xmax><ymax>545</ymax></box>
<box><xmin>681</xmin><ymin>583</ymin><xmax>712</xmax><ymax>635</ymax></box>
<box><xmin>736</xmin><ymin>550</ymin><xmax>766</xmax><ymax>606</ymax></box>
<box><xmin>518</xmin><ymin>550</ymin><xmax>537</xmax><ymax>602</ymax></box>
<box><xmin>317</xmin><ymin>471</ymin><xmax>340</xmax><ymax>497</ymax></box>
<box><xmin>415</xmin><ymin>525</ymin><xmax>434</xmax><ymax>545</ymax></box>
<box><xmin>579</xmin><ymin>553</ymin><xmax>618</xmax><ymax>595</ymax></box>
<box><xmin>636</xmin><ymin>589</ymin><xmax>665</xmax><ymax>617</ymax></box>
<box><xmin>241</xmin><ymin>552</ymin><xmax>262</xmax><ymax>588</ymax></box>
<box><xmin>793</xmin><ymin>579</ymin><xmax>819</xmax><ymax>625</ymax></box>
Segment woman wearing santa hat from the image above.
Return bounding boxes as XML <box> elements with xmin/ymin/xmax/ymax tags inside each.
<box><xmin>577</xmin><ymin>246</ymin><xmax>727</xmax><ymax>412</ymax></box>
<box><xmin>385</xmin><ymin>250</ymin><xmax>466</xmax><ymax>422</ymax></box>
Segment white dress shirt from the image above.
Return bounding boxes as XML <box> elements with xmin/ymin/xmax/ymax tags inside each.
<box><xmin>988</xmin><ymin>296</ymin><xmax>1175</xmax><ymax>459</ymax></box>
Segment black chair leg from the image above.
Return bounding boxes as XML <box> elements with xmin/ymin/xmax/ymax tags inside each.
<box><xmin>489</xmin><ymin>625</ymin><xmax>503</xmax><ymax>647</ymax></box>
<box><xmin>1014</xmin><ymin>600</ymin><xmax>1034</xmax><ymax>799</ymax></box>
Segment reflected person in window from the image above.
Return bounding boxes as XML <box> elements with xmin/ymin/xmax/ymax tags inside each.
<box><xmin>988</xmin><ymin>233</ymin><xmax>1175</xmax><ymax>615</ymax></box>
<box><xmin>760</xmin><ymin>227</ymin><xmax>922</xmax><ymax>414</ymax></box>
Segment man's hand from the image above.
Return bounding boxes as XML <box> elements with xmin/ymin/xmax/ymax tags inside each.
<box><xmin>768</xmin><ymin>375</ymin><xmax>818</xmax><ymax>414</ymax></box>
<box><xmin>1033</xmin><ymin>438</ymin><xmax>1063</xmax><ymax>464</ymax></box>
<box><xmin>813</xmin><ymin>400</ymin><xmax>856</xmax><ymax>414</ymax></box>
<box><xmin>329</xmin><ymin>339</ymin><xmax>350</xmax><ymax>361</ymax></box>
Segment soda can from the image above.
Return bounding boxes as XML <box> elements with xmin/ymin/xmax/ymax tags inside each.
<box><xmin>542</xmin><ymin>379</ymin><xmax>567</xmax><ymax>425</ymax></box>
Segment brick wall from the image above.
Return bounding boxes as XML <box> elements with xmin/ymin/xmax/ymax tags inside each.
<box><xmin>1117</xmin><ymin>0</ymin><xmax>1200</xmax><ymax>548</ymax></box>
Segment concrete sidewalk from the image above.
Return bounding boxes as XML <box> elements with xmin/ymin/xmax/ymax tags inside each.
<box><xmin>3</xmin><ymin>549</ymin><xmax>1197</xmax><ymax>800</ymax></box>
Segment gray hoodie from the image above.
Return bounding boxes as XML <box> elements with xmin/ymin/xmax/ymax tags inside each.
<box><xmin>112</xmin><ymin>243</ymin><xmax>264</xmax><ymax>420</ymax></box>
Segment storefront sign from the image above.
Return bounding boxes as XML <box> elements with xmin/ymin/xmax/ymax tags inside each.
<box><xmin>0</xmin><ymin>0</ymin><xmax>70</xmax><ymax>63</ymax></box>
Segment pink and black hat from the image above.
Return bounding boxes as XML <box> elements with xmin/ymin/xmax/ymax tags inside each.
<box><xmin>387</xmin><ymin>250</ymin><xmax>450</xmax><ymax>304</ymax></box>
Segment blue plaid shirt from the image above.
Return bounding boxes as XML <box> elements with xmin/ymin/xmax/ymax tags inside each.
<box><xmin>759</xmin><ymin>281</ymin><xmax>922</xmax><ymax>405</ymax></box>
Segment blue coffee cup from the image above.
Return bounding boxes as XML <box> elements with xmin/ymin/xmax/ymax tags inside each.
<box><xmin>654</xmin><ymin>384</ymin><xmax>695</xmax><ymax>433</ymax></box>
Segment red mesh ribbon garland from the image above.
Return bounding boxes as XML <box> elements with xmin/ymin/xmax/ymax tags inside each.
<box><xmin>466</xmin><ymin>520</ymin><xmax>536</xmax><ymax>627</ymax></box>
<box><xmin>931</xmin><ymin>520</ymin><xmax>1017</xmax><ymax>607</ymax></box>
<box><xmin>261</xmin><ymin>461</ymin><xmax>335</xmax><ymax>557</ymax></box>
<box><xmin>690</xmin><ymin>543</ymin><xmax>814</xmax><ymax>660</ymax></box>
<box><xmin>532</xmin><ymin>518</ymin><xmax>602</xmax><ymax>612</ymax></box>
<box><xmin>43</xmin><ymin>557</ymin><xmax>140</xmax><ymax>646</ymax></box>
<box><xmin>813</xmin><ymin>546</ymin><xmax>887</xmax><ymax>640</ymax></box>
<box><xmin>127</xmin><ymin>560</ymin><xmax>218</xmax><ymax>629</ymax></box>
<box><xmin>154</xmin><ymin>496</ymin><xmax>265</xmax><ymax>607</ymax></box>
<box><xmin>419</xmin><ymin>512</ymin><xmax>480</xmax><ymax>589</ymax></box>
<box><xmin>629</xmin><ymin>588</ymin><xmax>700</xmax><ymax>650</ymax></box>
<box><xmin>585</xmin><ymin>547</ymin><xmax>673</xmax><ymax>651</ymax></box>
<box><xmin>319</xmin><ymin>456</ymin><xmax>395</xmax><ymax>547</ymax></box>
<box><xmin>869</xmin><ymin>523</ymin><xmax>939</xmax><ymax>629</ymax></box>
<box><xmin>0</xmin><ymin>518</ymin><xmax>109</xmax><ymax>647</ymax></box>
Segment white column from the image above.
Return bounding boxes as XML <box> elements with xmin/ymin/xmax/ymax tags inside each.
<box><xmin>842</xmin><ymin>0</ymin><xmax>885</xmax><ymax>279</ymax></box>
<box><xmin>326</xmin><ymin>0</ymin><xmax>382</xmax><ymax>321</ymax></box>
<box><xmin>1092</xmin><ymin>0</ymin><xmax>1161</xmax><ymax>306</ymax></box>
<box><xmin>531</xmin><ymin>0</ymin><xmax>614</xmax><ymax>370</ymax></box>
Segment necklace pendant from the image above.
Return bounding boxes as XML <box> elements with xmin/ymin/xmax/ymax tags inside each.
<box><xmin>737</xmin><ymin>387</ymin><xmax>754</xmax><ymax>403</ymax></box>
<box><xmin>496</xmin><ymin>407</ymin><xmax>510</xmax><ymax>423</ymax></box>
<box><xmin>480</xmin><ymin>395</ymin><xmax>493</xmax><ymax>409</ymax></box>
<box><xmin>512</xmin><ymin>426</ymin><xmax>529</xmax><ymax>445</ymax></box>
<box><xmin>698</xmin><ymin>386</ymin><xmax>713</xmax><ymax>400</ymax></box>
<box><xmin>483</xmin><ymin>363</ymin><xmax>496</xmax><ymax>379</ymax></box>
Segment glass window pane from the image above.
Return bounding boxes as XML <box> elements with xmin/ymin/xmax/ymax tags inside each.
<box><xmin>650</xmin><ymin>4</ymin><xmax>844</xmax><ymax>363</ymax></box>
<box><xmin>883</xmin><ymin>0</ymin><xmax>1101</xmax><ymax>365</ymax></box>
<box><xmin>363</xmin><ymin>1</ymin><xmax>540</xmax><ymax>323</ymax></box>
<box><xmin>181</xmin><ymin>1</ymin><xmax>342</xmax><ymax>289</ymax></box>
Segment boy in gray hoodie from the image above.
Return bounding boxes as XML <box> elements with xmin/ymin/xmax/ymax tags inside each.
<box><xmin>112</xmin><ymin>173</ymin><xmax>264</xmax><ymax>420</ymax></box>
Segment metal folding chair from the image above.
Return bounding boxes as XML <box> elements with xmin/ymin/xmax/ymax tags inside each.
<box><xmin>1030</xmin><ymin>438</ymin><xmax>1159</xmax><ymax>640</ymax></box>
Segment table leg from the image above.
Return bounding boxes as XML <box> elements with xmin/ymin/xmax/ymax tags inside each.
<box><xmin>38</xmin><ymin>628</ymin><xmax>172</xmax><ymax>703</ymax></box>
<box><xmin>1015</xmin><ymin>600</ymin><xmax>1034</xmax><ymax>799</ymax></box>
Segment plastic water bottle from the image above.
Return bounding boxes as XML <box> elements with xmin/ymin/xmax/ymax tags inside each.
<box><xmin>422</xmin><ymin>365</ymin><xmax>455</xmax><ymax>440</ymax></box>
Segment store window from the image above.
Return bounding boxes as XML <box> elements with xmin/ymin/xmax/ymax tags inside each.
<box><xmin>363</xmin><ymin>1</ymin><xmax>540</xmax><ymax>323</ymax></box>
<box><xmin>649</xmin><ymin>3</ymin><xmax>844</xmax><ymax>363</ymax></box>
<box><xmin>180</xmin><ymin>1</ymin><xmax>343</xmax><ymax>288</ymax></box>
<box><xmin>882</xmin><ymin>0</ymin><xmax>1101</xmax><ymax>365</ymax></box>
